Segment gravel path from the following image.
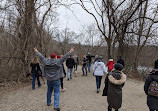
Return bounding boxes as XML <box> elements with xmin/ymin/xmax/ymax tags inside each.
<box><xmin>0</xmin><ymin>66</ymin><xmax>148</xmax><ymax>111</ymax></box>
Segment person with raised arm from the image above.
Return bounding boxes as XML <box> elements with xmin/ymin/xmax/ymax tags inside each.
<box><xmin>33</xmin><ymin>47</ymin><xmax>74</xmax><ymax>111</ymax></box>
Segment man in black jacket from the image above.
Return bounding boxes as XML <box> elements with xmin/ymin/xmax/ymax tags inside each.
<box><xmin>86</xmin><ymin>52</ymin><xmax>95</xmax><ymax>72</ymax></box>
<box><xmin>144</xmin><ymin>59</ymin><xmax>158</xmax><ymax>111</ymax></box>
<box><xmin>66</xmin><ymin>55</ymin><xmax>75</xmax><ymax>80</ymax></box>
<box><xmin>117</xmin><ymin>56</ymin><xmax>124</xmax><ymax>67</ymax></box>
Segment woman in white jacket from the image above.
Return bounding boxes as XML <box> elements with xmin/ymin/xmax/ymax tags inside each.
<box><xmin>93</xmin><ymin>56</ymin><xmax>108</xmax><ymax>93</ymax></box>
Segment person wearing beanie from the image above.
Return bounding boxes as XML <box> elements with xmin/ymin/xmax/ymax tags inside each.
<box><xmin>86</xmin><ymin>52</ymin><xmax>95</xmax><ymax>72</ymax></box>
<box><xmin>144</xmin><ymin>59</ymin><xmax>158</xmax><ymax>111</ymax></box>
<box><xmin>66</xmin><ymin>55</ymin><xmax>75</xmax><ymax>80</ymax></box>
<box><xmin>93</xmin><ymin>56</ymin><xmax>107</xmax><ymax>93</ymax></box>
<box><xmin>106</xmin><ymin>57</ymin><xmax>114</xmax><ymax>72</ymax></box>
<box><xmin>102</xmin><ymin>63</ymin><xmax>126</xmax><ymax>111</ymax></box>
<box><xmin>73</xmin><ymin>54</ymin><xmax>79</xmax><ymax>71</ymax></box>
<box><xmin>57</xmin><ymin>55</ymin><xmax>66</xmax><ymax>92</ymax></box>
<box><xmin>34</xmin><ymin>47</ymin><xmax>74</xmax><ymax>111</ymax></box>
<box><xmin>117</xmin><ymin>56</ymin><xmax>124</xmax><ymax>67</ymax></box>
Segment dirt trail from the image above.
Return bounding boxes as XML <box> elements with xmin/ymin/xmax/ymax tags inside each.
<box><xmin>0</xmin><ymin>66</ymin><xmax>148</xmax><ymax>111</ymax></box>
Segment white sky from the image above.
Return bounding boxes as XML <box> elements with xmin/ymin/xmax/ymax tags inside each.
<box><xmin>57</xmin><ymin>4</ymin><xmax>95</xmax><ymax>33</ymax></box>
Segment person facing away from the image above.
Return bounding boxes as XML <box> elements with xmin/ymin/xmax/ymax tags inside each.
<box><xmin>82</xmin><ymin>55</ymin><xmax>88</xmax><ymax>76</ymax></box>
<box><xmin>86</xmin><ymin>52</ymin><xmax>95</xmax><ymax>72</ymax></box>
<box><xmin>144</xmin><ymin>59</ymin><xmax>158</xmax><ymax>111</ymax></box>
<box><xmin>57</xmin><ymin>55</ymin><xmax>66</xmax><ymax>92</ymax></box>
<box><xmin>73</xmin><ymin>54</ymin><xmax>79</xmax><ymax>71</ymax></box>
<box><xmin>66</xmin><ymin>55</ymin><xmax>75</xmax><ymax>81</ymax></box>
<box><xmin>30</xmin><ymin>57</ymin><xmax>42</xmax><ymax>90</ymax></box>
<box><xmin>106</xmin><ymin>57</ymin><xmax>114</xmax><ymax>72</ymax></box>
<box><xmin>93</xmin><ymin>56</ymin><xmax>107</xmax><ymax>93</ymax></box>
<box><xmin>117</xmin><ymin>56</ymin><xmax>124</xmax><ymax>67</ymax></box>
<box><xmin>102</xmin><ymin>63</ymin><xmax>126</xmax><ymax>111</ymax></box>
<box><xmin>34</xmin><ymin>47</ymin><xmax>74</xmax><ymax>111</ymax></box>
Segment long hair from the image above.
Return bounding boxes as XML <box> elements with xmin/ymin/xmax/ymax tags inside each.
<box><xmin>32</xmin><ymin>57</ymin><xmax>38</xmax><ymax>64</ymax></box>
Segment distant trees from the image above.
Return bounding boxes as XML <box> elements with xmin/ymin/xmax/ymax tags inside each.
<box><xmin>0</xmin><ymin>0</ymin><xmax>59</xmax><ymax>82</ymax></box>
<box><xmin>74</xmin><ymin>0</ymin><xmax>158</xmax><ymax>72</ymax></box>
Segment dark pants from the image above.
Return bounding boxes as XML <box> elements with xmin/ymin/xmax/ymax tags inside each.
<box><xmin>82</xmin><ymin>66</ymin><xmax>87</xmax><ymax>75</ymax></box>
<box><xmin>87</xmin><ymin>62</ymin><xmax>91</xmax><ymax>72</ymax></box>
<box><xmin>95</xmin><ymin>76</ymin><xmax>102</xmax><ymax>89</ymax></box>
<box><xmin>73</xmin><ymin>63</ymin><xmax>78</xmax><ymax>71</ymax></box>
<box><xmin>150</xmin><ymin>109</ymin><xmax>158</xmax><ymax>111</ymax></box>
<box><xmin>60</xmin><ymin>77</ymin><xmax>63</xmax><ymax>89</ymax></box>
<box><xmin>32</xmin><ymin>73</ymin><xmax>41</xmax><ymax>89</ymax></box>
<box><xmin>108</xmin><ymin>105</ymin><xmax>119</xmax><ymax>111</ymax></box>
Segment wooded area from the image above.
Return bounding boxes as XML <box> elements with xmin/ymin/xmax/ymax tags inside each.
<box><xmin>0</xmin><ymin>0</ymin><xmax>158</xmax><ymax>83</ymax></box>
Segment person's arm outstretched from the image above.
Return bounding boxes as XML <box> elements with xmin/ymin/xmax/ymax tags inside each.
<box><xmin>59</xmin><ymin>47</ymin><xmax>74</xmax><ymax>63</ymax></box>
<box><xmin>33</xmin><ymin>48</ymin><xmax>46</xmax><ymax>64</ymax></box>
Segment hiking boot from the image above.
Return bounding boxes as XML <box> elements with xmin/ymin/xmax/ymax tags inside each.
<box><xmin>54</xmin><ymin>108</ymin><xmax>60</xmax><ymax>111</ymax></box>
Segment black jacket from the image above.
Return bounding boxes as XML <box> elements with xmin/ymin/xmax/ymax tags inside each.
<box><xmin>30</xmin><ymin>62</ymin><xmax>42</xmax><ymax>74</ymax></box>
<box><xmin>66</xmin><ymin>58</ymin><xmax>75</xmax><ymax>68</ymax></box>
<box><xmin>144</xmin><ymin>69</ymin><xmax>158</xmax><ymax>110</ymax></box>
<box><xmin>117</xmin><ymin>59</ymin><xmax>124</xmax><ymax>67</ymax></box>
<box><xmin>86</xmin><ymin>55</ymin><xmax>95</xmax><ymax>63</ymax></box>
<box><xmin>82</xmin><ymin>58</ymin><xmax>88</xmax><ymax>66</ymax></box>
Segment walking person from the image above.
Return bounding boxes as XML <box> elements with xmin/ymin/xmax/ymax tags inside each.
<box><xmin>106</xmin><ymin>56</ymin><xmax>114</xmax><ymax>72</ymax></box>
<box><xmin>86</xmin><ymin>52</ymin><xmax>95</xmax><ymax>72</ymax></box>
<box><xmin>144</xmin><ymin>59</ymin><xmax>158</xmax><ymax>111</ymax></box>
<box><xmin>102</xmin><ymin>63</ymin><xmax>126</xmax><ymax>111</ymax></box>
<box><xmin>57</xmin><ymin>55</ymin><xmax>66</xmax><ymax>92</ymax></box>
<box><xmin>73</xmin><ymin>54</ymin><xmax>79</xmax><ymax>71</ymax></box>
<box><xmin>93</xmin><ymin>56</ymin><xmax>107</xmax><ymax>93</ymax></box>
<box><xmin>30</xmin><ymin>57</ymin><xmax>42</xmax><ymax>90</ymax></box>
<box><xmin>82</xmin><ymin>55</ymin><xmax>88</xmax><ymax>76</ymax></box>
<box><xmin>66</xmin><ymin>55</ymin><xmax>75</xmax><ymax>81</ymax></box>
<box><xmin>34</xmin><ymin>47</ymin><xmax>74</xmax><ymax>111</ymax></box>
<box><xmin>117</xmin><ymin>56</ymin><xmax>124</xmax><ymax>67</ymax></box>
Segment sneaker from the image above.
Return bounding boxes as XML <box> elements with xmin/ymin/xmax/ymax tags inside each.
<box><xmin>97</xmin><ymin>89</ymin><xmax>100</xmax><ymax>93</ymax></box>
<box><xmin>82</xmin><ymin>74</ymin><xmax>84</xmax><ymax>76</ymax></box>
<box><xmin>54</xmin><ymin>108</ymin><xmax>60</xmax><ymax>111</ymax></box>
<box><xmin>67</xmin><ymin>78</ymin><xmax>69</xmax><ymax>81</ymax></box>
<box><xmin>61</xmin><ymin>88</ymin><xmax>66</xmax><ymax>92</ymax></box>
<box><xmin>47</xmin><ymin>103</ymin><xmax>51</xmax><ymax>106</ymax></box>
<box><xmin>32</xmin><ymin>88</ymin><xmax>35</xmax><ymax>90</ymax></box>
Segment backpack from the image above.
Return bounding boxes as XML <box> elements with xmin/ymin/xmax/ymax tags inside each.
<box><xmin>148</xmin><ymin>81</ymin><xmax>158</xmax><ymax>97</ymax></box>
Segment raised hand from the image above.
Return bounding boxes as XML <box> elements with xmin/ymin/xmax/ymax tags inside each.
<box><xmin>33</xmin><ymin>47</ymin><xmax>38</xmax><ymax>52</ymax></box>
<box><xmin>70</xmin><ymin>47</ymin><xmax>74</xmax><ymax>53</ymax></box>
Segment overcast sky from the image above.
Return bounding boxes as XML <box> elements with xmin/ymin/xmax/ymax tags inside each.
<box><xmin>57</xmin><ymin>4</ymin><xmax>95</xmax><ymax>33</ymax></box>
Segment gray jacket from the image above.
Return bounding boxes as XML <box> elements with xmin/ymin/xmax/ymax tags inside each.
<box><xmin>36</xmin><ymin>52</ymin><xmax>70</xmax><ymax>81</ymax></box>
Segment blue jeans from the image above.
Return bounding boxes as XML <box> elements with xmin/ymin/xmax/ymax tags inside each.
<box><xmin>96</xmin><ymin>76</ymin><xmax>102</xmax><ymax>89</ymax></box>
<box><xmin>87</xmin><ymin>62</ymin><xmax>91</xmax><ymax>72</ymax></box>
<box><xmin>82</xmin><ymin>66</ymin><xmax>87</xmax><ymax>75</ymax></box>
<box><xmin>74</xmin><ymin>63</ymin><xmax>78</xmax><ymax>71</ymax></box>
<box><xmin>67</xmin><ymin>68</ymin><xmax>73</xmax><ymax>79</ymax></box>
<box><xmin>47</xmin><ymin>80</ymin><xmax>60</xmax><ymax>108</ymax></box>
<box><xmin>32</xmin><ymin>73</ymin><xmax>41</xmax><ymax>89</ymax></box>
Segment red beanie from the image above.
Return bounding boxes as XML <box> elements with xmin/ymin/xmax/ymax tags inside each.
<box><xmin>57</xmin><ymin>55</ymin><xmax>61</xmax><ymax>59</ymax></box>
<box><xmin>50</xmin><ymin>53</ymin><xmax>56</xmax><ymax>59</ymax></box>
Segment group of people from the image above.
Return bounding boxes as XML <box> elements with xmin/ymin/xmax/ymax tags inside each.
<box><xmin>30</xmin><ymin>47</ymin><xmax>158</xmax><ymax>111</ymax></box>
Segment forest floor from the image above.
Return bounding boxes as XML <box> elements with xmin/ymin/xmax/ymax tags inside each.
<box><xmin>0</xmin><ymin>66</ymin><xmax>148</xmax><ymax>111</ymax></box>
